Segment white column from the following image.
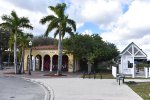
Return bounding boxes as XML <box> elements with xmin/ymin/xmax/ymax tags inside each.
<box><xmin>120</xmin><ymin>57</ymin><xmax>123</xmax><ymax>74</ymax></box>
<box><xmin>41</xmin><ymin>56</ymin><xmax>44</xmax><ymax>71</ymax></box>
<box><xmin>112</xmin><ymin>66</ymin><xmax>117</xmax><ymax>77</ymax></box>
<box><xmin>76</xmin><ymin>60</ymin><xmax>79</xmax><ymax>71</ymax></box>
<box><xmin>132</xmin><ymin>57</ymin><xmax>135</xmax><ymax>78</ymax></box>
<box><xmin>32</xmin><ymin>56</ymin><xmax>35</xmax><ymax>71</ymax></box>
<box><xmin>144</xmin><ymin>67</ymin><xmax>148</xmax><ymax>78</ymax></box>
<box><xmin>50</xmin><ymin>57</ymin><xmax>53</xmax><ymax>72</ymax></box>
<box><xmin>74</xmin><ymin>59</ymin><xmax>76</xmax><ymax>72</ymax></box>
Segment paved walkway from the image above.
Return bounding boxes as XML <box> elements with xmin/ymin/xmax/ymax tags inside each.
<box><xmin>0</xmin><ymin>69</ymin><xmax>146</xmax><ymax>100</ymax></box>
<box><xmin>32</xmin><ymin>78</ymin><xmax>143</xmax><ymax>100</ymax></box>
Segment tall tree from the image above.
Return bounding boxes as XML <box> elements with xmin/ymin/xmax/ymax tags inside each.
<box><xmin>0</xmin><ymin>28</ymin><xmax>10</xmax><ymax>69</ymax></box>
<box><xmin>63</xmin><ymin>34</ymin><xmax>119</xmax><ymax>73</ymax></box>
<box><xmin>18</xmin><ymin>32</ymin><xmax>33</xmax><ymax>74</ymax></box>
<box><xmin>40</xmin><ymin>3</ymin><xmax>76</xmax><ymax>75</ymax></box>
<box><xmin>0</xmin><ymin>11</ymin><xmax>33</xmax><ymax>74</ymax></box>
<box><xmin>8</xmin><ymin>31</ymin><xmax>33</xmax><ymax>74</ymax></box>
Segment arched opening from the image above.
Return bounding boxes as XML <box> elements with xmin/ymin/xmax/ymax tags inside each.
<box><xmin>35</xmin><ymin>55</ymin><xmax>42</xmax><ymax>71</ymax></box>
<box><xmin>52</xmin><ymin>55</ymin><xmax>58</xmax><ymax>71</ymax></box>
<box><xmin>44</xmin><ymin>55</ymin><xmax>50</xmax><ymax>71</ymax></box>
<box><xmin>62</xmin><ymin>55</ymin><xmax>68</xmax><ymax>71</ymax></box>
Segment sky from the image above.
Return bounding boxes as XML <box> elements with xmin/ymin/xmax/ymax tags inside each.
<box><xmin>0</xmin><ymin>0</ymin><xmax>150</xmax><ymax>59</ymax></box>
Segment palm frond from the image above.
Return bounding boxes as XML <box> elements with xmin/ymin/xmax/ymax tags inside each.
<box><xmin>1</xmin><ymin>15</ymin><xmax>12</xmax><ymax>22</ymax></box>
<box><xmin>40</xmin><ymin>15</ymin><xmax>56</xmax><ymax>24</ymax></box>
<box><xmin>20</xmin><ymin>24</ymin><xmax>33</xmax><ymax>30</ymax></box>
<box><xmin>54</xmin><ymin>29</ymin><xmax>59</xmax><ymax>38</ymax></box>
<box><xmin>44</xmin><ymin>18</ymin><xmax>59</xmax><ymax>37</ymax></box>
<box><xmin>67</xmin><ymin>19</ymin><xmax>76</xmax><ymax>31</ymax></box>
<box><xmin>11</xmin><ymin>10</ymin><xmax>19</xmax><ymax>20</ymax></box>
<box><xmin>49</xmin><ymin>3</ymin><xmax>66</xmax><ymax>18</ymax></box>
<box><xmin>20</xmin><ymin>17</ymin><xmax>30</xmax><ymax>24</ymax></box>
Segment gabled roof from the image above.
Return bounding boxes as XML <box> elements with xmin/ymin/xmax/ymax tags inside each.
<box><xmin>120</xmin><ymin>42</ymin><xmax>147</xmax><ymax>58</ymax></box>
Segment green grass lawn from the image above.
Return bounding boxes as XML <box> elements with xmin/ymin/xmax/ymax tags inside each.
<box><xmin>81</xmin><ymin>73</ymin><xmax>114</xmax><ymax>79</ymax></box>
<box><xmin>126</xmin><ymin>82</ymin><xmax>150</xmax><ymax>100</ymax></box>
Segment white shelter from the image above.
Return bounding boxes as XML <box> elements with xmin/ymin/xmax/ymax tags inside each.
<box><xmin>119</xmin><ymin>42</ymin><xmax>147</xmax><ymax>78</ymax></box>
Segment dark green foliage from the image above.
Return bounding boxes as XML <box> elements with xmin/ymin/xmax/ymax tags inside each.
<box><xmin>63</xmin><ymin>34</ymin><xmax>119</xmax><ymax>66</ymax></box>
<box><xmin>0</xmin><ymin>29</ymin><xmax>10</xmax><ymax>51</ymax></box>
<box><xmin>0</xmin><ymin>29</ymin><xmax>10</xmax><ymax>68</ymax></box>
<box><xmin>32</xmin><ymin>36</ymin><xmax>58</xmax><ymax>46</ymax></box>
<box><xmin>136</xmin><ymin>63</ymin><xmax>150</xmax><ymax>68</ymax></box>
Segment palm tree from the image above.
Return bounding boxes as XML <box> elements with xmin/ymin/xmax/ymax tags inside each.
<box><xmin>0</xmin><ymin>11</ymin><xmax>33</xmax><ymax>74</ymax></box>
<box><xmin>18</xmin><ymin>32</ymin><xmax>33</xmax><ymax>74</ymax></box>
<box><xmin>9</xmin><ymin>31</ymin><xmax>33</xmax><ymax>74</ymax></box>
<box><xmin>40</xmin><ymin>3</ymin><xmax>76</xmax><ymax>75</ymax></box>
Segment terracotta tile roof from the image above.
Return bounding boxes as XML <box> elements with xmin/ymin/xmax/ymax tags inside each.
<box><xmin>32</xmin><ymin>45</ymin><xmax>58</xmax><ymax>50</ymax></box>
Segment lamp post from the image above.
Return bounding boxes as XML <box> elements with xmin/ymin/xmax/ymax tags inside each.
<box><xmin>7</xmin><ymin>48</ymin><xmax>11</xmax><ymax>67</ymax></box>
<box><xmin>28</xmin><ymin>41</ymin><xmax>32</xmax><ymax>75</ymax></box>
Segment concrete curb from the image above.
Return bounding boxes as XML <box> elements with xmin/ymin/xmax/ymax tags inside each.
<box><xmin>20</xmin><ymin>77</ymin><xmax>52</xmax><ymax>100</ymax></box>
<box><xmin>36</xmin><ymin>81</ymin><xmax>55</xmax><ymax>100</ymax></box>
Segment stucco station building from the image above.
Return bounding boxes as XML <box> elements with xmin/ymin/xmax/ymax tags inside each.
<box><xmin>24</xmin><ymin>45</ymin><xmax>80</xmax><ymax>72</ymax></box>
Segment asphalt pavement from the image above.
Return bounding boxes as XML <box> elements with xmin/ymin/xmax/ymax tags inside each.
<box><xmin>0</xmin><ymin>76</ymin><xmax>45</xmax><ymax>100</ymax></box>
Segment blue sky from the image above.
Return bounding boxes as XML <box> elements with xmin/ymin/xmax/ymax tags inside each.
<box><xmin>78</xmin><ymin>22</ymin><xmax>102</xmax><ymax>34</ymax></box>
<box><xmin>1</xmin><ymin>0</ymin><xmax>150</xmax><ymax>59</ymax></box>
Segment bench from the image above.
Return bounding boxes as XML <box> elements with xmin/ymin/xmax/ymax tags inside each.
<box><xmin>116</xmin><ymin>74</ymin><xmax>125</xmax><ymax>85</ymax></box>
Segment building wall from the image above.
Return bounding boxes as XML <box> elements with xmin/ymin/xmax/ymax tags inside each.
<box><xmin>24</xmin><ymin>49</ymin><xmax>78</xmax><ymax>72</ymax></box>
<box><xmin>121</xmin><ymin>55</ymin><xmax>133</xmax><ymax>74</ymax></box>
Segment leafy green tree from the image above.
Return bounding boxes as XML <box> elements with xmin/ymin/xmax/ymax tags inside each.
<box><xmin>40</xmin><ymin>3</ymin><xmax>76</xmax><ymax>75</ymax></box>
<box><xmin>0</xmin><ymin>11</ymin><xmax>33</xmax><ymax>74</ymax></box>
<box><xmin>0</xmin><ymin>28</ymin><xmax>10</xmax><ymax>69</ymax></box>
<box><xmin>63</xmin><ymin>34</ymin><xmax>119</xmax><ymax>73</ymax></box>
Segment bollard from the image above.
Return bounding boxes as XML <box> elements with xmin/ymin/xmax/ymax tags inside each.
<box><xmin>83</xmin><ymin>72</ymin><xmax>85</xmax><ymax>79</ymax></box>
<box><xmin>119</xmin><ymin>78</ymin><xmax>120</xmax><ymax>85</ymax></box>
<box><xmin>100</xmin><ymin>74</ymin><xmax>102</xmax><ymax>79</ymax></box>
<box><xmin>88</xmin><ymin>73</ymin><xmax>91</xmax><ymax>79</ymax></box>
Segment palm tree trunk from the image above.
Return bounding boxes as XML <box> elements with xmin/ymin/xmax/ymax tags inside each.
<box><xmin>22</xmin><ymin>48</ymin><xmax>25</xmax><ymax>74</ymax></box>
<box><xmin>88</xmin><ymin>62</ymin><xmax>92</xmax><ymax>74</ymax></box>
<box><xmin>57</xmin><ymin>32</ymin><xmax>62</xmax><ymax>75</ymax></box>
<box><xmin>14</xmin><ymin>34</ymin><xmax>18</xmax><ymax>74</ymax></box>
<box><xmin>18</xmin><ymin>49</ymin><xmax>24</xmax><ymax>74</ymax></box>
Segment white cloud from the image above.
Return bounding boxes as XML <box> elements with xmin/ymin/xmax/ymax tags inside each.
<box><xmin>1</xmin><ymin>0</ymin><xmax>150</xmax><ymax>59</ymax></box>
<box><xmin>101</xmin><ymin>0</ymin><xmax>150</xmax><ymax>59</ymax></box>
<box><xmin>0</xmin><ymin>0</ymin><xmax>51</xmax><ymax>36</ymax></box>
<box><xmin>65</xmin><ymin>0</ymin><xmax>128</xmax><ymax>30</ymax></box>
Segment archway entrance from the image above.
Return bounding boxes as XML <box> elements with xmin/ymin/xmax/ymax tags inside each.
<box><xmin>62</xmin><ymin>55</ymin><xmax>68</xmax><ymax>71</ymax></box>
<box><xmin>35</xmin><ymin>55</ymin><xmax>42</xmax><ymax>71</ymax></box>
<box><xmin>44</xmin><ymin>55</ymin><xmax>50</xmax><ymax>71</ymax></box>
<box><xmin>52</xmin><ymin>55</ymin><xmax>58</xmax><ymax>71</ymax></box>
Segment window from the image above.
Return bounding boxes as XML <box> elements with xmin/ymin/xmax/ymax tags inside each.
<box><xmin>128</xmin><ymin>61</ymin><xmax>133</xmax><ymax>68</ymax></box>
